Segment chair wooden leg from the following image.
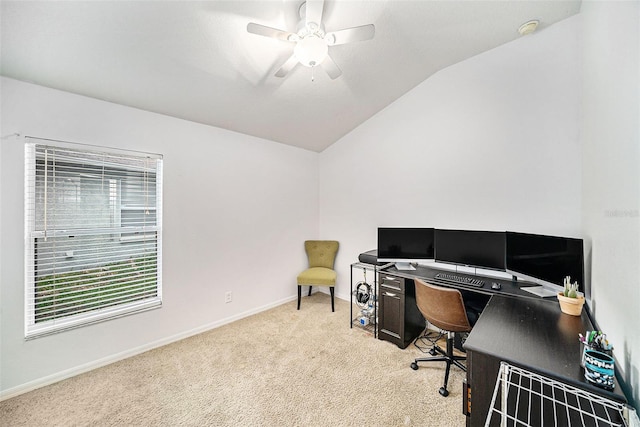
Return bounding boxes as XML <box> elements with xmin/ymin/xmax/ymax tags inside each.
<box><xmin>297</xmin><ymin>285</ymin><xmax>301</xmax><ymax>310</ymax></box>
<box><xmin>330</xmin><ymin>287</ymin><xmax>335</xmax><ymax>312</ymax></box>
<box><xmin>308</xmin><ymin>286</ymin><xmax>312</xmax><ymax>296</ymax></box>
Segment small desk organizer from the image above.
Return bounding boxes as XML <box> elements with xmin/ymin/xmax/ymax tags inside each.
<box><xmin>583</xmin><ymin>349</ymin><xmax>615</xmax><ymax>390</ymax></box>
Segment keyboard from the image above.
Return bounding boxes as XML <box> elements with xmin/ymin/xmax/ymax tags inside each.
<box><xmin>434</xmin><ymin>272</ymin><xmax>485</xmax><ymax>288</ymax></box>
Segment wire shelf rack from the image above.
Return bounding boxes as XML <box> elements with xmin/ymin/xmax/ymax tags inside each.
<box><xmin>485</xmin><ymin>362</ymin><xmax>630</xmax><ymax>427</ymax></box>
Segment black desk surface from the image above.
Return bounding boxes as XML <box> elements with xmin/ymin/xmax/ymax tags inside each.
<box><xmin>464</xmin><ymin>294</ymin><xmax>626</xmax><ymax>402</ymax></box>
<box><xmin>380</xmin><ymin>264</ymin><xmax>549</xmax><ymax>299</ymax></box>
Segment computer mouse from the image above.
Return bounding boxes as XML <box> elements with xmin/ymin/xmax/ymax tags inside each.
<box><xmin>491</xmin><ymin>282</ymin><xmax>501</xmax><ymax>290</ymax></box>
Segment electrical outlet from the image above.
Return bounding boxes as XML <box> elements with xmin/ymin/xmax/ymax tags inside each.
<box><xmin>225</xmin><ymin>291</ymin><xmax>232</xmax><ymax>304</ymax></box>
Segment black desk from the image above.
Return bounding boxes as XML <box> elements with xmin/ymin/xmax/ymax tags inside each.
<box><xmin>376</xmin><ymin>264</ymin><xmax>549</xmax><ymax>349</ymax></box>
<box><xmin>381</xmin><ymin>264</ymin><xmax>545</xmax><ymax>299</ymax></box>
<box><xmin>464</xmin><ymin>295</ymin><xmax>626</xmax><ymax>426</ymax></box>
<box><xmin>376</xmin><ymin>265</ymin><xmax>627</xmax><ymax>425</ymax></box>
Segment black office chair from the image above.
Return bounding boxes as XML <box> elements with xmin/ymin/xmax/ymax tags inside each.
<box><xmin>410</xmin><ymin>278</ymin><xmax>473</xmax><ymax>397</ymax></box>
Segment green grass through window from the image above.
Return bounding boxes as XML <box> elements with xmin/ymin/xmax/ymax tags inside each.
<box><xmin>35</xmin><ymin>256</ymin><xmax>157</xmax><ymax>323</ymax></box>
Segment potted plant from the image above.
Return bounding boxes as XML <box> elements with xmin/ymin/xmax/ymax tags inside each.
<box><xmin>557</xmin><ymin>276</ymin><xmax>585</xmax><ymax>316</ymax></box>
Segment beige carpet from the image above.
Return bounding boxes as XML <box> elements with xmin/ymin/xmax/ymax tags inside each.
<box><xmin>0</xmin><ymin>293</ymin><xmax>466</xmax><ymax>426</ymax></box>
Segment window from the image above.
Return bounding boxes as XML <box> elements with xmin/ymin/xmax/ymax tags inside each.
<box><xmin>24</xmin><ymin>138</ymin><xmax>163</xmax><ymax>339</ymax></box>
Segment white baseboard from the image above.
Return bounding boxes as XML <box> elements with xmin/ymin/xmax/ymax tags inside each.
<box><xmin>0</xmin><ymin>294</ymin><xmax>298</xmax><ymax>402</ymax></box>
<box><xmin>308</xmin><ymin>286</ymin><xmax>350</xmax><ymax>303</ymax></box>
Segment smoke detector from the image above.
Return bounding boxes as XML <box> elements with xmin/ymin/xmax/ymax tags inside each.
<box><xmin>518</xmin><ymin>20</ymin><xmax>539</xmax><ymax>36</ymax></box>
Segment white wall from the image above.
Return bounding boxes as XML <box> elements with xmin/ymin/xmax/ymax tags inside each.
<box><xmin>320</xmin><ymin>15</ymin><xmax>583</xmax><ymax>302</ymax></box>
<box><xmin>581</xmin><ymin>0</ymin><xmax>640</xmax><ymax>410</ymax></box>
<box><xmin>0</xmin><ymin>77</ymin><xmax>319</xmax><ymax>397</ymax></box>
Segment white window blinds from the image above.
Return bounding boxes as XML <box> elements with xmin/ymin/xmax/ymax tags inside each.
<box><xmin>24</xmin><ymin>138</ymin><xmax>163</xmax><ymax>339</ymax></box>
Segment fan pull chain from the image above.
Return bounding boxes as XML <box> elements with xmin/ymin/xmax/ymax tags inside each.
<box><xmin>311</xmin><ymin>66</ymin><xmax>315</xmax><ymax>82</ymax></box>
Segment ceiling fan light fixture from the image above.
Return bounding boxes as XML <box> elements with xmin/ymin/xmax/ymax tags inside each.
<box><xmin>294</xmin><ymin>35</ymin><xmax>328</xmax><ymax>67</ymax></box>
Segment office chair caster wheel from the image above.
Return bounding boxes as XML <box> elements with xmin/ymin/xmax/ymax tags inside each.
<box><xmin>429</xmin><ymin>348</ymin><xmax>437</xmax><ymax>356</ymax></box>
<box><xmin>439</xmin><ymin>387</ymin><xmax>449</xmax><ymax>397</ymax></box>
<box><xmin>410</xmin><ymin>362</ymin><xmax>419</xmax><ymax>370</ymax></box>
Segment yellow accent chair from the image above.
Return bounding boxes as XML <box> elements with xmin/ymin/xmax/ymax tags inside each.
<box><xmin>297</xmin><ymin>240</ymin><xmax>339</xmax><ymax>312</ymax></box>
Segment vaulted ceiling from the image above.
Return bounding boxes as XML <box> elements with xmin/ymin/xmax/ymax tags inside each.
<box><xmin>0</xmin><ymin>1</ymin><xmax>582</xmax><ymax>152</ymax></box>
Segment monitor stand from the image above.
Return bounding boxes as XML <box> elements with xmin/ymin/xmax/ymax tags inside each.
<box><xmin>395</xmin><ymin>262</ymin><xmax>416</xmax><ymax>271</ymax></box>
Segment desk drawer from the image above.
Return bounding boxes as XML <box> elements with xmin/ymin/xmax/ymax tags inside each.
<box><xmin>379</xmin><ymin>275</ymin><xmax>405</xmax><ymax>293</ymax></box>
<box><xmin>377</xmin><ymin>274</ymin><xmax>423</xmax><ymax>349</ymax></box>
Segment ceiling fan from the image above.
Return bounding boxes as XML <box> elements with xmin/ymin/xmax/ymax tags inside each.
<box><xmin>247</xmin><ymin>0</ymin><xmax>375</xmax><ymax>80</ymax></box>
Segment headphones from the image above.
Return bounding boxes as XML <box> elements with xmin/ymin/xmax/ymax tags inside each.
<box><xmin>356</xmin><ymin>281</ymin><xmax>371</xmax><ymax>306</ymax></box>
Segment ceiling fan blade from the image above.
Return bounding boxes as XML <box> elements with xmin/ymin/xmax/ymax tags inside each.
<box><xmin>325</xmin><ymin>24</ymin><xmax>375</xmax><ymax>46</ymax></box>
<box><xmin>305</xmin><ymin>0</ymin><xmax>325</xmax><ymax>28</ymax></box>
<box><xmin>321</xmin><ymin>54</ymin><xmax>342</xmax><ymax>80</ymax></box>
<box><xmin>275</xmin><ymin>54</ymin><xmax>299</xmax><ymax>78</ymax></box>
<box><xmin>247</xmin><ymin>23</ymin><xmax>297</xmax><ymax>42</ymax></box>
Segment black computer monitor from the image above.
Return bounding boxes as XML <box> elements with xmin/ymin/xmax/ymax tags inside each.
<box><xmin>505</xmin><ymin>231</ymin><xmax>584</xmax><ymax>291</ymax></box>
<box><xmin>377</xmin><ymin>228</ymin><xmax>435</xmax><ymax>269</ymax></box>
<box><xmin>434</xmin><ymin>229</ymin><xmax>506</xmax><ymax>271</ymax></box>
